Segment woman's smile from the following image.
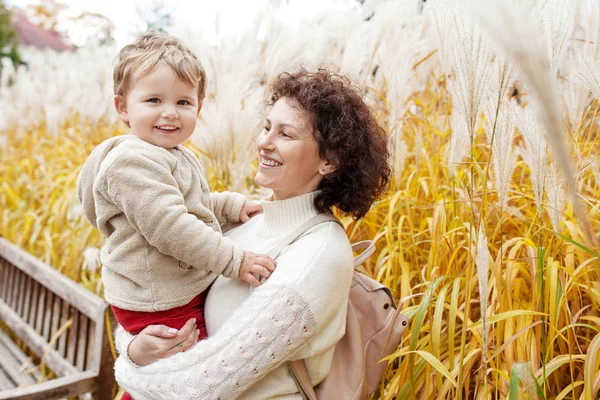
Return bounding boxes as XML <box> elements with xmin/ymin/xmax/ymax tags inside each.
<box><xmin>259</xmin><ymin>155</ymin><xmax>283</xmax><ymax>168</ymax></box>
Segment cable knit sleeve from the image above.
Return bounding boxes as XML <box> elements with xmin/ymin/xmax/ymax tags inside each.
<box><xmin>211</xmin><ymin>191</ymin><xmax>247</xmax><ymax>225</ymax></box>
<box><xmin>99</xmin><ymin>150</ymin><xmax>243</xmax><ymax>279</ymax></box>
<box><xmin>113</xmin><ymin>222</ymin><xmax>354</xmax><ymax>400</ymax></box>
<box><xmin>115</xmin><ymin>285</ymin><xmax>316</xmax><ymax>400</ymax></box>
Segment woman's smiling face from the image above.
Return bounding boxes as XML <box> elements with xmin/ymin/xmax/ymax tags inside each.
<box><xmin>255</xmin><ymin>97</ymin><xmax>332</xmax><ymax>200</ymax></box>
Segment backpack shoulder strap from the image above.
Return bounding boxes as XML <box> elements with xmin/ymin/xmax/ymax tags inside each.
<box><xmin>267</xmin><ymin>213</ymin><xmax>341</xmax><ymax>259</ymax></box>
<box><xmin>351</xmin><ymin>240</ymin><xmax>376</xmax><ymax>269</ymax></box>
<box><xmin>288</xmin><ymin>360</ymin><xmax>317</xmax><ymax>400</ymax></box>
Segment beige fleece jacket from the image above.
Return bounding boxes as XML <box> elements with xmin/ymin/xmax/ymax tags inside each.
<box><xmin>77</xmin><ymin>134</ymin><xmax>246</xmax><ymax>312</ymax></box>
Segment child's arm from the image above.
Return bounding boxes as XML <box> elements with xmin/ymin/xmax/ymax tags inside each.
<box><xmin>100</xmin><ymin>149</ymin><xmax>245</xmax><ymax>279</ymax></box>
<box><xmin>210</xmin><ymin>191</ymin><xmax>247</xmax><ymax>225</ymax></box>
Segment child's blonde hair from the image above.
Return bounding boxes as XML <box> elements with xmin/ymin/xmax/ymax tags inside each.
<box><xmin>113</xmin><ymin>31</ymin><xmax>206</xmax><ymax>103</ymax></box>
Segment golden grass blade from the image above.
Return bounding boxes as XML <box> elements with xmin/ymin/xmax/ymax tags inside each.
<box><xmin>406</xmin><ymin>350</ymin><xmax>458</xmax><ymax>388</ymax></box>
<box><xmin>583</xmin><ymin>332</ymin><xmax>600</xmax><ymax>400</ymax></box>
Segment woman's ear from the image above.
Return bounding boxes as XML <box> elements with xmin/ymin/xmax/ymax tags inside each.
<box><xmin>114</xmin><ymin>95</ymin><xmax>128</xmax><ymax>122</ymax></box>
<box><xmin>319</xmin><ymin>160</ymin><xmax>337</xmax><ymax>176</ymax></box>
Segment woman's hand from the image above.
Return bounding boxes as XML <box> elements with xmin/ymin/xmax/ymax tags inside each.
<box><xmin>127</xmin><ymin>318</ymin><xmax>199</xmax><ymax>366</ymax></box>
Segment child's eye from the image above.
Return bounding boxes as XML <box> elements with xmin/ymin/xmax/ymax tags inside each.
<box><xmin>280</xmin><ymin>131</ymin><xmax>291</xmax><ymax>138</ymax></box>
<box><xmin>148</xmin><ymin>98</ymin><xmax>160</xmax><ymax>103</ymax></box>
<box><xmin>178</xmin><ymin>100</ymin><xmax>190</xmax><ymax>105</ymax></box>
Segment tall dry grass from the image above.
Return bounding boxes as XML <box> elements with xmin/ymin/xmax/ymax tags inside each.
<box><xmin>1</xmin><ymin>0</ymin><xmax>599</xmax><ymax>398</ymax></box>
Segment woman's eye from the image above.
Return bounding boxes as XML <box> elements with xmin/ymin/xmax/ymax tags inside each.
<box><xmin>178</xmin><ymin>100</ymin><xmax>190</xmax><ymax>105</ymax></box>
<box><xmin>148</xmin><ymin>98</ymin><xmax>160</xmax><ymax>103</ymax></box>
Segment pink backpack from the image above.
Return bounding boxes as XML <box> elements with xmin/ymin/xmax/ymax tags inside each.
<box><xmin>269</xmin><ymin>213</ymin><xmax>409</xmax><ymax>400</ymax></box>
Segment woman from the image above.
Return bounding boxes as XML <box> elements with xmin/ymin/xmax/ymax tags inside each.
<box><xmin>113</xmin><ymin>68</ymin><xmax>391</xmax><ymax>399</ymax></box>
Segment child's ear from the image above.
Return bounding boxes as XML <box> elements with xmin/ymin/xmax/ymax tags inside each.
<box><xmin>114</xmin><ymin>95</ymin><xmax>128</xmax><ymax>121</ymax></box>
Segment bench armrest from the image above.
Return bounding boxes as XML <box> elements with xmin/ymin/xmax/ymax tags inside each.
<box><xmin>0</xmin><ymin>370</ymin><xmax>98</xmax><ymax>400</ymax></box>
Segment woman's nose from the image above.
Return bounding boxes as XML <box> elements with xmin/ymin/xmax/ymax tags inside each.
<box><xmin>256</xmin><ymin>131</ymin><xmax>275</xmax><ymax>150</ymax></box>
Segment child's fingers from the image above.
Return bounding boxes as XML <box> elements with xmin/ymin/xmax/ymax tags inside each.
<box><xmin>249</xmin><ymin>203</ymin><xmax>262</xmax><ymax>213</ymax></box>
<box><xmin>241</xmin><ymin>273</ymin><xmax>261</xmax><ymax>287</ymax></box>
<box><xmin>240</xmin><ymin>212</ymin><xmax>250</xmax><ymax>223</ymax></box>
<box><xmin>255</xmin><ymin>255</ymin><xmax>276</xmax><ymax>272</ymax></box>
<box><xmin>251</xmin><ymin>265</ymin><xmax>271</xmax><ymax>279</ymax></box>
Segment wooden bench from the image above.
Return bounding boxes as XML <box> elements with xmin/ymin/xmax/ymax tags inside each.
<box><xmin>0</xmin><ymin>237</ymin><xmax>114</xmax><ymax>399</ymax></box>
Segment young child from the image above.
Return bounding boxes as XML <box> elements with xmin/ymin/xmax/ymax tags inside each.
<box><xmin>77</xmin><ymin>31</ymin><xmax>275</xmax><ymax>351</ymax></box>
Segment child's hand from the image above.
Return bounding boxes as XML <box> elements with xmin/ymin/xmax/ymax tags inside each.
<box><xmin>239</xmin><ymin>200</ymin><xmax>262</xmax><ymax>222</ymax></box>
<box><xmin>239</xmin><ymin>251</ymin><xmax>276</xmax><ymax>286</ymax></box>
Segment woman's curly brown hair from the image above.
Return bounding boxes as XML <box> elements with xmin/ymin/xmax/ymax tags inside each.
<box><xmin>268</xmin><ymin>68</ymin><xmax>391</xmax><ymax>220</ymax></box>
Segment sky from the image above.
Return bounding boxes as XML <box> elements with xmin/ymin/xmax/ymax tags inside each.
<box><xmin>8</xmin><ymin>0</ymin><xmax>358</xmax><ymax>47</ymax></box>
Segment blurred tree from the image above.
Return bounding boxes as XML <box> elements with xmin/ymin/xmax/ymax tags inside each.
<box><xmin>0</xmin><ymin>1</ymin><xmax>24</xmax><ymax>92</ymax></box>
<box><xmin>25</xmin><ymin>0</ymin><xmax>67</xmax><ymax>31</ymax></box>
<box><xmin>135</xmin><ymin>0</ymin><xmax>173</xmax><ymax>34</ymax></box>
<box><xmin>67</xmin><ymin>11</ymin><xmax>115</xmax><ymax>47</ymax></box>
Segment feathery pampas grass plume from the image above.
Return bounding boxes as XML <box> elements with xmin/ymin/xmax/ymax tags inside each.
<box><xmin>484</xmin><ymin>97</ymin><xmax>517</xmax><ymax>209</ymax></box>
<box><xmin>447</xmin><ymin>112</ymin><xmax>470</xmax><ymax>177</ymax></box>
<box><xmin>0</xmin><ymin>46</ymin><xmax>117</xmax><ymax>136</ymax></box>
<box><xmin>442</xmin><ymin>0</ymin><xmax>493</xmax><ymax>141</ymax></box>
<box><xmin>573</xmin><ymin>0</ymin><xmax>600</xmax><ymax>105</ymax></box>
<box><xmin>371</xmin><ymin>2</ymin><xmax>427</xmax><ymax>187</ymax></box>
<box><xmin>546</xmin><ymin>162</ymin><xmax>566</xmax><ymax>232</ymax></box>
<box><xmin>475</xmin><ymin>0</ymin><xmax>598</xmax><ymax>246</ymax></box>
<box><xmin>511</xmin><ymin>101</ymin><xmax>548</xmax><ymax>216</ymax></box>
<box><xmin>483</xmin><ymin>57</ymin><xmax>515</xmax><ymax>209</ymax></box>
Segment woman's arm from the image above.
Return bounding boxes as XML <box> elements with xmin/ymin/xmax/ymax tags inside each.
<box><xmin>116</xmin><ymin>285</ymin><xmax>317</xmax><ymax>399</ymax></box>
<box><xmin>114</xmin><ymin>222</ymin><xmax>353</xmax><ymax>400</ymax></box>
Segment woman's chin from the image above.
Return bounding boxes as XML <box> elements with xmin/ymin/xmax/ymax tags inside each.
<box><xmin>254</xmin><ymin>173</ymin><xmax>273</xmax><ymax>189</ymax></box>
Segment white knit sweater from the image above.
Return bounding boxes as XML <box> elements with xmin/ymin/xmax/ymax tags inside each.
<box><xmin>114</xmin><ymin>192</ymin><xmax>354</xmax><ymax>399</ymax></box>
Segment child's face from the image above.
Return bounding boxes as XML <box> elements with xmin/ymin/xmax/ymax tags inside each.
<box><xmin>115</xmin><ymin>63</ymin><xmax>201</xmax><ymax>149</ymax></box>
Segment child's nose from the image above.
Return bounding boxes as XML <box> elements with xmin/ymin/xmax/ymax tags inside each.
<box><xmin>161</xmin><ymin>106</ymin><xmax>178</xmax><ymax>119</ymax></box>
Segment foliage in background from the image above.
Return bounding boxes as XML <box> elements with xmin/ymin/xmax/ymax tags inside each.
<box><xmin>1</xmin><ymin>0</ymin><xmax>600</xmax><ymax>398</ymax></box>
<box><xmin>0</xmin><ymin>0</ymin><xmax>23</xmax><ymax>91</ymax></box>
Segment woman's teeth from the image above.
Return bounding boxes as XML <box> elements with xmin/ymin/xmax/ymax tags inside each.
<box><xmin>262</xmin><ymin>158</ymin><xmax>282</xmax><ymax>167</ymax></box>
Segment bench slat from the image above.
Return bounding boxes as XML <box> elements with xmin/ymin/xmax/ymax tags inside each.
<box><xmin>0</xmin><ymin>370</ymin><xmax>97</xmax><ymax>400</ymax></box>
<box><xmin>66</xmin><ymin>309</ymin><xmax>79</xmax><ymax>366</ymax></box>
<box><xmin>0</xmin><ymin>336</ymin><xmax>37</xmax><ymax>387</ymax></box>
<box><xmin>42</xmin><ymin>291</ymin><xmax>53</xmax><ymax>342</ymax></box>
<box><xmin>49</xmin><ymin>294</ymin><xmax>61</xmax><ymax>348</ymax></box>
<box><xmin>5</xmin><ymin>263</ymin><xmax>16</xmax><ymax>310</ymax></box>
<box><xmin>0</xmin><ymin>331</ymin><xmax>39</xmax><ymax>382</ymax></box>
<box><xmin>0</xmin><ymin>239</ymin><xmax>105</xmax><ymax>322</ymax></box>
<box><xmin>58</xmin><ymin>301</ymin><xmax>70</xmax><ymax>357</ymax></box>
<box><xmin>16</xmin><ymin>269</ymin><xmax>27</xmax><ymax>319</ymax></box>
<box><xmin>0</xmin><ymin>365</ymin><xmax>14</xmax><ymax>391</ymax></box>
<box><xmin>0</xmin><ymin>259</ymin><xmax>8</xmax><ymax>302</ymax></box>
<box><xmin>21</xmin><ymin>276</ymin><xmax>33</xmax><ymax>324</ymax></box>
<box><xmin>76</xmin><ymin>314</ymin><xmax>89</xmax><ymax>371</ymax></box>
<box><xmin>0</xmin><ymin>300</ymin><xmax>78</xmax><ymax>377</ymax></box>
<box><xmin>26</xmin><ymin>279</ymin><xmax>39</xmax><ymax>327</ymax></box>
